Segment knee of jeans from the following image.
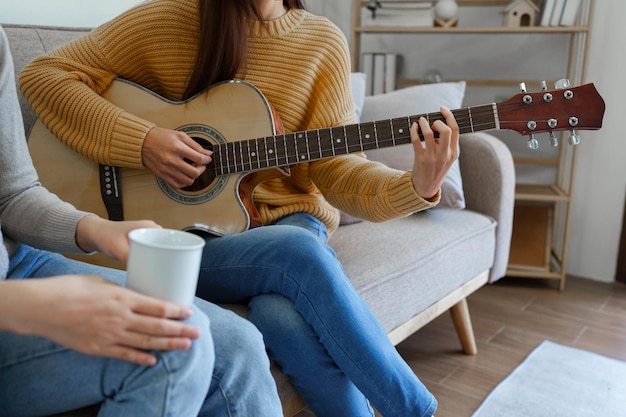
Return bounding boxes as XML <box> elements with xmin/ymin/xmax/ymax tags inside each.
<box><xmin>248</xmin><ymin>294</ymin><xmax>305</xmax><ymax>334</ymax></box>
<box><xmin>180</xmin><ymin>305</ymin><xmax>214</xmax><ymax>370</ymax></box>
<box><xmin>187</xmin><ymin>304</ymin><xmax>211</xmax><ymax>332</ymax></box>
<box><xmin>221</xmin><ymin>312</ymin><xmax>269</xmax><ymax>365</ymax></box>
<box><xmin>265</xmin><ymin>225</ymin><xmax>337</xmax><ymax>265</ymax></box>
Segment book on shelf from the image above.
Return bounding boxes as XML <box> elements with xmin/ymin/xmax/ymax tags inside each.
<box><xmin>361</xmin><ymin>52</ymin><xmax>374</xmax><ymax>96</ymax></box>
<box><xmin>361</xmin><ymin>52</ymin><xmax>397</xmax><ymax>96</ymax></box>
<box><xmin>537</xmin><ymin>0</ymin><xmax>556</xmax><ymax>27</ymax></box>
<box><xmin>373</xmin><ymin>53</ymin><xmax>386</xmax><ymax>95</ymax></box>
<box><xmin>384</xmin><ymin>53</ymin><xmax>397</xmax><ymax>94</ymax></box>
<box><xmin>549</xmin><ymin>0</ymin><xmax>566</xmax><ymax>26</ymax></box>
<box><xmin>559</xmin><ymin>0</ymin><xmax>582</xmax><ymax>26</ymax></box>
<box><xmin>361</xmin><ymin>2</ymin><xmax>433</xmax><ymax>27</ymax></box>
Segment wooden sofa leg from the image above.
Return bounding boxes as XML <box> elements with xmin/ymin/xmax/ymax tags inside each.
<box><xmin>449</xmin><ymin>298</ymin><xmax>478</xmax><ymax>355</ymax></box>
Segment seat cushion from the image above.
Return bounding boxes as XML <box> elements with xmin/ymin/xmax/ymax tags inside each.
<box><xmin>330</xmin><ymin>209</ymin><xmax>496</xmax><ymax>333</ymax></box>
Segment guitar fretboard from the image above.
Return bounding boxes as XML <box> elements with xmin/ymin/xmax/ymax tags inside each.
<box><xmin>212</xmin><ymin>103</ymin><xmax>498</xmax><ymax>175</ymax></box>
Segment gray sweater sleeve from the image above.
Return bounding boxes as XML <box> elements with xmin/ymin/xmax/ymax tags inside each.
<box><xmin>0</xmin><ymin>25</ymin><xmax>90</xmax><ymax>262</ymax></box>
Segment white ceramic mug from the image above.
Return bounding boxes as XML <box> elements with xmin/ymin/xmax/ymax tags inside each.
<box><xmin>126</xmin><ymin>228</ymin><xmax>205</xmax><ymax>307</ymax></box>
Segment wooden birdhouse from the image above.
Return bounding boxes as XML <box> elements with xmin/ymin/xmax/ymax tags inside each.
<box><xmin>503</xmin><ymin>0</ymin><xmax>540</xmax><ymax>27</ymax></box>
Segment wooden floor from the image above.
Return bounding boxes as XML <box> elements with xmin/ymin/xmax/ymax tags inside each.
<box><xmin>297</xmin><ymin>276</ymin><xmax>626</xmax><ymax>417</ymax></box>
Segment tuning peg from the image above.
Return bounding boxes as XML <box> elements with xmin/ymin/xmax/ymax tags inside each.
<box><xmin>527</xmin><ymin>134</ymin><xmax>539</xmax><ymax>150</ymax></box>
<box><xmin>519</xmin><ymin>82</ymin><xmax>533</xmax><ymax>104</ymax></box>
<box><xmin>568</xmin><ymin>130</ymin><xmax>581</xmax><ymax>145</ymax></box>
<box><xmin>548</xmin><ymin>132</ymin><xmax>559</xmax><ymax>148</ymax></box>
<box><xmin>540</xmin><ymin>81</ymin><xmax>548</xmax><ymax>91</ymax></box>
<box><xmin>555</xmin><ymin>79</ymin><xmax>571</xmax><ymax>90</ymax></box>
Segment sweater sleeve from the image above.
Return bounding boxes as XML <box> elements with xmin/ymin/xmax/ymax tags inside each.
<box><xmin>301</xmin><ymin>22</ymin><xmax>440</xmax><ymax>222</ymax></box>
<box><xmin>18</xmin><ymin>0</ymin><xmax>200</xmax><ymax>169</ymax></box>
<box><xmin>0</xmin><ymin>26</ymin><xmax>88</xmax><ymax>256</ymax></box>
<box><xmin>19</xmin><ymin>32</ymin><xmax>153</xmax><ymax>169</ymax></box>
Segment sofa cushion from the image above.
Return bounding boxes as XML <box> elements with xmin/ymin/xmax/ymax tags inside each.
<box><xmin>4</xmin><ymin>25</ymin><xmax>91</xmax><ymax>134</ymax></box>
<box><xmin>330</xmin><ymin>208</ymin><xmax>495</xmax><ymax>332</ymax></box>
<box><xmin>361</xmin><ymin>81</ymin><xmax>467</xmax><ymax>210</ymax></box>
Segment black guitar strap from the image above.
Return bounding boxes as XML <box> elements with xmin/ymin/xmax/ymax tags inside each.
<box><xmin>99</xmin><ymin>164</ymin><xmax>124</xmax><ymax>221</ymax></box>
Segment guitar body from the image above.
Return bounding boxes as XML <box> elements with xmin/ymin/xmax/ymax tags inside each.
<box><xmin>28</xmin><ymin>80</ymin><xmax>286</xmax><ymax>236</ymax></box>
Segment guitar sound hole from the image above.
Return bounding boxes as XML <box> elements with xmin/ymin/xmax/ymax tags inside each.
<box><xmin>182</xmin><ymin>137</ymin><xmax>216</xmax><ymax>192</ymax></box>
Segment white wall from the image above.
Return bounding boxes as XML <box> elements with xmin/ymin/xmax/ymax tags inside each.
<box><xmin>0</xmin><ymin>0</ymin><xmax>142</xmax><ymax>27</ymax></box>
<box><xmin>567</xmin><ymin>2</ymin><xmax>626</xmax><ymax>282</ymax></box>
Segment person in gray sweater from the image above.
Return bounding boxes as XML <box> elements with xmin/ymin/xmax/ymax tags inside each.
<box><xmin>0</xmin><ymin>26</ymin><xmax>281</xmax><ymax>417</ymax></box>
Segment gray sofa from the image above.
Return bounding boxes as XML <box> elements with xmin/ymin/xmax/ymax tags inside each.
<box><xmin>4</xmin><ymin>24</ymin><xmax>515</xmax><ymax>417</ymax></box>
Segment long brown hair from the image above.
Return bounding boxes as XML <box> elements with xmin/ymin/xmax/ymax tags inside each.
<box><xmin>183</xmin><ymin>0</ymin><xmax>306</xmax><ymax>99</ymax></box>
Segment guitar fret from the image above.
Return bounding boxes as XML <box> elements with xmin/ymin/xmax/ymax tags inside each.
<box><xmin>272</xmin><ymin>135</ymin><xmax>279</xmax><ymax>167</ymax></box>
<box><xmin>235</xmin><ymin>140</ymin><xmax>241</xmax><ymax>172</ymax></box>
<box><xmin>233</xmin><ymin>143</ymin><xmax>241</xmax><ymax>170</ymax></box>
<box><xmin>319</xmin><ymin>128</ymin><xmax>332</xmax><ymax>158</ymax></box>
<box><xmin>220</xmin><ymin>144</ymin><xmax>230</xmax><ymax>174</ymax></box>
<box><xmin>296</xmin><ymin>132</ymin><xmax>306</xmax><ymax>161</ymax></box>
<box><xmin>242</xmin><ymin>139</ymin><xmax>249</xmax><ymax>171</ymax></box>
<box><xmin>214</xmin><ymin>146</ymin><xmax>223</xmax><ymax>175</ymax></box>
<box><xmin>279</xmin><ymin>133</ymin><xmax>287</xmax><ymax>165</ymax></box>
<box><xmin>374</xmin><ymin>121</ymin><xmax>379</xmax><ymax>149</ymax></box>
<box><xmin>328</xmin><ymin>128</ymin><xmax>334</xmax><ymax>157</ymax></box>
<box><xmin>331</xmin><ymin>126</ymin><xmax>347</xmax><ymax>157</ymax></box>
<box><xmin>374</xmin><ymin>119</ymin><xmax>392</xmax><ymax>150</ymax></box>
<box><xmin>226</xmin><ymin>142</ymin><xmax>235</xmax><ymax>173</ymax></box>
<box><xmin>342</xmin><ymin>124</ymin><xmax>356</xmax><ymax>155</ymax></box>
<box><xmin>254</xmin><ymin>138</ymin><xmax>260</xmax><ymax>169</ymax></box>
<box><xmin>316</xmin><ymin>129</ymin><xmax>323</xmax><ymax>159</ymax></box>
<box><xmin>261</xmin><ymin>136</ymin><xmax>270</xmax><ymax>169</ymax></box>
<box><xmin>304</xmin><ymin>130</ymin><xmax>311</xmax><ymax>161</ymax></box>
<box><xmin>288</xmin><ymin>133</ymin><xmax>295</xmax><ymax>162</ymax></box>
<box><xmin>265</xmin><ymin>138</ymin><xmax>271</xmax><ymax>166</ymax></box>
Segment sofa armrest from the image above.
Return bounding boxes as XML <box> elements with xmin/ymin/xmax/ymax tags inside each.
<box><xmin>459</xmin><ymin>132</ymin><xmax>515</xmax><ymax>283</ymax></box>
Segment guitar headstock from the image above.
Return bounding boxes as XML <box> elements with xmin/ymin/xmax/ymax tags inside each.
<box><xmin>496</xmin><ymin>81</ymin><xmax>605</xmax><ymax>148</ymax></box>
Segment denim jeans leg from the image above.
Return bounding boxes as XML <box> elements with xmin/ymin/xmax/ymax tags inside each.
<box><xmin>249</xmin><ymin>293</ymin><xmax>374</xmax><ymax>417</ymax></box>
<box><xmin>0</xmin><ymin>309</ymin><xmax>213</xmax><ymax>417</ymax></box>
<box><xmin>193</xmin><ymin>297</ymin><xmax>283</xmax><ymax>417</ymax></box>
<box><xmin>3</xmin><ymin>244</ymin><xmax>282</xmax><ymax>416</ymax></box>
<box><xmin>196</xmin><ymin>213</ymin><xmax>437</xmax><ymax>417</ymax></box>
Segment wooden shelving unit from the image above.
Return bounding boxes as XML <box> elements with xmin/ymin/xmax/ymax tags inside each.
<box><xmin>350</xmin><ymin>0</ymin><xmax>595</xmax><ymax>290</ymax></box>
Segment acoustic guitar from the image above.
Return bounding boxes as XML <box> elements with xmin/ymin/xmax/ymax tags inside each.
<box><xmin>28</xmin><ymin>79</ymin><xmax>605</xmax><ymax>238</ymax></box>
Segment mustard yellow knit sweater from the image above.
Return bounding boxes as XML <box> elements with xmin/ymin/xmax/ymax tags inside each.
<box><xmin>20</xmin><ymin>0</ymin><xmax>437</xmax><ymax>234</ymax></box>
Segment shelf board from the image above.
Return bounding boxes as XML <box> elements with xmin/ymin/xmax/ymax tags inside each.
<box><xmin>396</xmin><ymin>78</ymin><xmax>564</xmax><ymax>88</ymax></box>
<box><xmin>354</xmin><ymin>26</ymin><xmax>590</xmax><ymax>34</ymax></box>
<box><xmin>515</xmin><ymin>184</ymin><xmax>569</xmax><ymax>202</ymax></box>
<box><xmin>356</xmin><ymin>0</ymin><xmax>512</xmax><ymax>6</ymax></box>
<box><xmin>505</xmin><ymin>267</ymin><xmax>563</xmax><ymax>280</ymax></box>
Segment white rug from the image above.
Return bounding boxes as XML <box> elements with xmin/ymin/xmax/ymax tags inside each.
<box><xmin>471</xmin><ymin>340</ymin><xmax>626</xmax><ymax>417</ymax></box>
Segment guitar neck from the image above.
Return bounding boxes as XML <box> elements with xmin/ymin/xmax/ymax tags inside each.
<box><xmin>213</xmin><ymin>103</ymin><xmax>498</xmax><ymax>175</ymax></box>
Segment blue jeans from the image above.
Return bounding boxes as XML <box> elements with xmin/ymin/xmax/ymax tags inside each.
<box><xmin>0</xmin><ymin>244</ymin><xmax>282</xmax><ymax>417</ymax></box>
<box><xmin>196</xmin><ymin>213</ymin><xmax>438</xmax><ymax>417</ymax></box>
